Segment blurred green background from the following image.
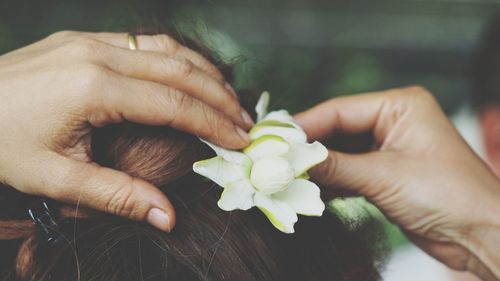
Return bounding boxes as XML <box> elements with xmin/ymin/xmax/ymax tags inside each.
<box><xmin>2</xmin><ymin>0</ymin><xmax>500</xmax><ymax>113</ymax></box>
<box><xmin>1</xmin><ymin>0</ymin><xmax>499</xmax><ymax>254</ymax></box>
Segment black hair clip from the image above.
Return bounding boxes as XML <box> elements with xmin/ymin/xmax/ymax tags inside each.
<box><xmin>28</xmin><ymin>202</ymin><xmax>64</xmax><ymax>246</ymax></box>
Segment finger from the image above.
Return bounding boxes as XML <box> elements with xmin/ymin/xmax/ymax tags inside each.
<box><xmin>294</xmin><ymin>91</ymin><xmax>389</xmax><ymax>141</ymax></box>
<box><xmin>94</xmin><ymin>44</ymin><xmax>253</xmax><ymax>129</ymax></box>
<box><xmin>29</xmin><ymin>153</ymin><xmax>176</xmax><ymax>232</ymax></box>
<box><xmin>88</xmin><ymin>74</ymin><xmax>250</xmax><ymax>149</ymax></box>
<box><xmin>86</xmin><ymin>32</ymin><xmax>226</xmax><ymax>82</ymax></box>
<box><xmin>310</xmin><ymin>150</ymin><xmax>396</xmax><ymax>200</ymax></box>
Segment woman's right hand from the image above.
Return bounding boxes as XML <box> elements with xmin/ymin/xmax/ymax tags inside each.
<box><xmin>0</xmin><ymin>31</ymin><xmax>253</xmax><ymax>232</ymax></box>
<box><xmin>295</xmin><ymin>86</ymin><xmax>500</xmax><ymax>281</ymax></box>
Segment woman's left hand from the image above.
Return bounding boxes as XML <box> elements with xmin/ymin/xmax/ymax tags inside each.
<box><xmin>0</xmin><ymin>31</ymin><xmax>253</xmax><ymax>231</ymax></box>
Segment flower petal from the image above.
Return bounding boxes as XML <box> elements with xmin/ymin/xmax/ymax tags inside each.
<box><xmin>243</xmin><ymin>135</ymin><xmax>290</xmax><ymax>162</ymax></box>
<box><xmin>272</xmin><ymin>179</ymin><xmax>325</xmax><ymax>216</ymax></box>
<box><xmin>199</xmin><ymin>139</ymin><xmax>252</xmax><ymax>166</ymax></box>
<box><xmin>288</xmin><ymin>141</ymin><xmax>328</xmax><ymax>176</ymax></box>
<box><xmin>249</xmin><ymin>126</ymin><xmax>307</xmax><ymax>143</ymax></box>
<box><xmin>253</xmin><ymin>119</ymin><xmax>295</xmax><ymax>130</ymax></box>
<box><xmin>254</xmin><ymin>192</ymin><xmax>298</xmax><ymax>233</ymax></box>
<box><xmin>218</xmin><ymin>179</ymin><xmax>255</xmax><ymax>211</ymax></box>
<box><xmin>263</xmin><ymin>110</ymin><xmax>300</xmax><ymax>128</ymax></box>
<box><xmin>296</xmin><ymin>172</ymin><xmax>310</xmax><ymax>180</ymax></box>
<box><xmin>193</xmin><ymin>156</ymin><xmax>250</xmax><ymax>187</ymax></box>
<box><xmin>255</xmin><ymin>91</ymin><xmax>270</xmax><ymax>122</ymax></box>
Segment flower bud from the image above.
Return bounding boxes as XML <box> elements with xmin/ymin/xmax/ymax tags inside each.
<box><xmin>250</xmin><ymin>156</ymin><xmax>294</xmax><ymax>194</ymax></box>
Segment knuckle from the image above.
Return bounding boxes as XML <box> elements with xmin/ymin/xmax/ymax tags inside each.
<box><xmin>166</xmin><ymin>57</ymin><xmax>195</xmax><ymax>78</ymax></box>
<box><xmin>202</xmin><ymin>106</ymin><xmax>218</xmax><ymax>129</ymax></box>
<box><xmin>405</xmin><ymin>84</ymin><xmax>429</xmax><ymax>95</ymax></box>
<box><xmin>73</xmin><ymin>64</ymin><xmax>109</xmax><ymax>102</ymax></box>
<box><xmin>104</xmin><ymin>179</ymin><xmax>137</xmax><ymax>218</ymax></box>
<box><xmin>202</xmin><ymin>106</ymin><xmax>232</xmax><ymax>139</ymax></box>
<box><xmin>66</xmin><ymin>37</ymin><xmax>103</xmax><ymax>59</ymax></box>
<box><xmin>170</xmin><ymin>90</ymin><xmax>193</xmax><ymax>112</ymax></box>
<box><xmin>78</xmin><ymin>62</ymin><xmax>106</xmax><ymax>77</ymax></box>
<box><xmin>209</xmin><ymin>68</ymin><xmax>226</xmax><ymax>83</ymax></box>
<box><xmin>387</xmin><ymin>85</ymin><xmax>437</xmax><ymax>106</ymax></box>
<box><xmin>49</xmin><ymin>30</ymin><xmax>78</xmax><ymax>40</ymax></box>
<box><xmin>153</xmin><ymin>34</ymin><xmax>181</xmax><ymax>54</ymax></box>
<box><xmin>77</xmin><ymin>64</ymin><xmax>107</xmax><ymax>87</ymax></box>
<box><xmin>161</xmin><ymin>89</ymin><xmax>193</xmax><ymax>126</ymax></box>
<box><xmin>317</xmin><ymin>153</ymin><xmax>337</xmax><ymax>185</ymax></box>
<box><xmin>405</xmin><ymin>85</ymin><xmax>437</xmax><ymax>104</ymax></box>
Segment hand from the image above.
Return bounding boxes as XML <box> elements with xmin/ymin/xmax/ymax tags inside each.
<box><xmin>295</xmin><ymin>86</ymin><xmax>500</xmax><ymax>281</ymax></box>
<box><xmin>0</xmin><ymin>31</ymin><xmax>253</xmax><ymax>232</ymax></box>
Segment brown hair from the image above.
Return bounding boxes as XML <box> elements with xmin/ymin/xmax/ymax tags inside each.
<box><xmin>0</xmin><ymin>32</ymin><xmax>383</xmax><ymax>281</ymax></box>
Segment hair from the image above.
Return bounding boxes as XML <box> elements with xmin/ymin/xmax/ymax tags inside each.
<box><xmin>471</xmin><ymin>14</ymin><xmax>500</xmax><ymax>109</ymax></box>
<box><xmin>0</xmin><ymin>30</ymin><xmax>383</xmax><ymax>281</ymax></box>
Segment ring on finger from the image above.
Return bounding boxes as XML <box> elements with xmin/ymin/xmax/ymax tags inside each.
<box><xmin>127</xmin><ymin>33</ymin><xmax>138</xmax><ymax>50</ymax></box>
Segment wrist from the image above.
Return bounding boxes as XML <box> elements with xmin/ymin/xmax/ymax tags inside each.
<box><xmin>463</xmin><ymin>187</ymin><xmax>500</xmax><ymax>281</ymax></box>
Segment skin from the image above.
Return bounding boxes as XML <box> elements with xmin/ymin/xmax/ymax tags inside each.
<box><xmin>295</xmin><ymin>86</ymin><xmax>500</xmax><ymax>281</ymax></box>
<box><xmin>1</xmin><ymin>32</ymin><xmax>498</xmax><ymax>280</ymax></box>
<box><xmin>0</xmin><ymin>31</ymin><xmax>254</xmax><ymax>233</ymax></box>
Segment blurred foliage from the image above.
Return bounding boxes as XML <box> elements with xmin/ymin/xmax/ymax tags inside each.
<box><xmin>2</xmin><ymin>0</ymin><xmax>500</xmax><ymax>252</ymax></box>
<box><xmin>2</xmin><ymin>0</ymin><xmax>500</xmax><ymax>113</ymax></box>
<box><xmin>329</xmin><ymin>197</ymin><xmax>408</xmax><ymax>250</ymax></box>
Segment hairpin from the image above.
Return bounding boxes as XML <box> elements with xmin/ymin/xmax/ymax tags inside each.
<box><xmin>28</xmin><ymin>202</ymin><xmax>64</xmax><ymax>246</ymax></box>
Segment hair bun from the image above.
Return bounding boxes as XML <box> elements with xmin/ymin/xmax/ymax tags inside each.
<box><xmin>91</xmin><ymin>123</ymin><xmax>209</xmax><ymax>187</ymax></box>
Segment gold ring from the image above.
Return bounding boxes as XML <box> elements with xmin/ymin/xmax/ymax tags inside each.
<box><xmin>127</xmin><ymin>33</ymin><xmax>138</xmax><ymax>50</ymax></box>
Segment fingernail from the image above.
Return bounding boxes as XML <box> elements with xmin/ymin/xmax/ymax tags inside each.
<box><xmin>241</xmin><ymin>110</ymin><xmax>255</xmax><ymax>127</ymax></box>
<box><xmin>224</xmin><ymin>82</ymin><xmax>238</xmax><ymax>99</ymax></box>
<box><xmin>147</xmin><ymin>208</ymin><xmax>171</xmax><ymax>232</ymax></box>
<box><xmin>235</xmin><ymin>126</ymin><xmax>250</xmax><ymax>144</ymax></box>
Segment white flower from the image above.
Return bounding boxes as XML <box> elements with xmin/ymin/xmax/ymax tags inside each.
<box><xmin>193</xmin><ymin>92</ymin><xmax>328</xmax><ymax>233</ymax></box>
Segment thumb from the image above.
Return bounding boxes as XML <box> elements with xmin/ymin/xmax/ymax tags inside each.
<box><xmin>32</xmin><ymin>153</ymin><xmax>175</xmax><ymax>232</ymax></box>
<box><xmin>310</xmin><ymin>150</ymin><xmax>396</xmax><ymax>200</ymax></box>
